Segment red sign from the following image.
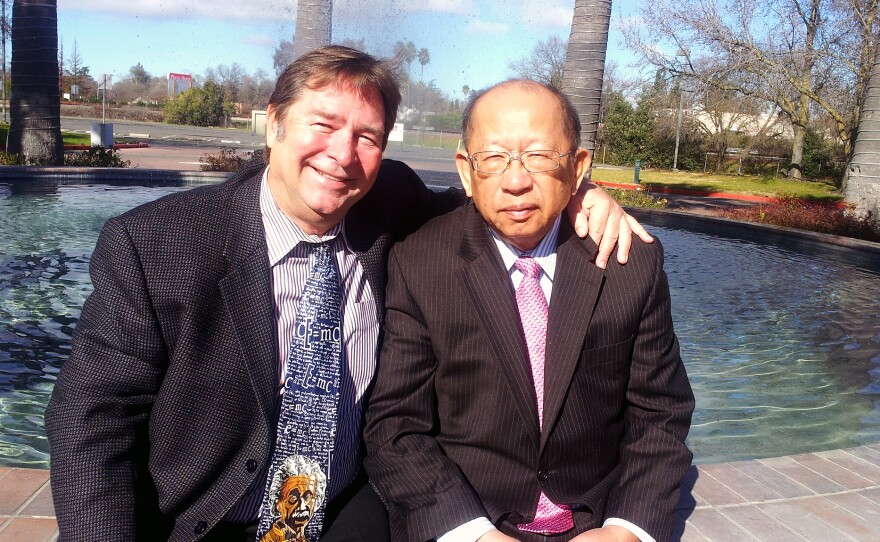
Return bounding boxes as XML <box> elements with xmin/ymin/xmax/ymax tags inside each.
<box><xmin>167</xmin><ymin>73</ymin><xmax>192</xmax><ymax>81</ymax></box>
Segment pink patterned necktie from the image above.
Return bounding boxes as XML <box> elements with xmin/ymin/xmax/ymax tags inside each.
<box><xmin>513</xmin><ymin>257</ymin><xmax>574</xmax><ymax>535</ymax></box>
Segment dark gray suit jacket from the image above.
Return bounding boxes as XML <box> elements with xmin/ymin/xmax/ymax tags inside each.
<box><xmin>45</xmin><ymin>156</ymin><xmax>459</xmax><ymax>541</ymax></box>
<box><xmin>364</xmin><ymin>204</ymin><xmax>694</xmax><ymax>542</ymax></box>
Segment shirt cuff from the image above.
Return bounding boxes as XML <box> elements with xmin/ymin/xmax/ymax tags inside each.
<box><xmin>603</xmin><ymin>517</ymin><xmax>656</xmax><ymax>542</ymax></box>
<box><xmin>437</xmin><ymin>517</ymin><xmax>496</xmax><ymax>542</ymax></box>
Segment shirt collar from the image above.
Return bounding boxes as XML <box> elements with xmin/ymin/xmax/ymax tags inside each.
<box><xmin>260</xmin><ymin>168</ymin><xmax>344</xmax><ymax>266</ymax></box>
<box><xmin>490</xmin><ymin>215</ymin><xmax>561</xmax><ymax>281</ymax></box>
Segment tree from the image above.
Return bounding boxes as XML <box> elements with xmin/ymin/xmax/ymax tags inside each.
<box><xmin>205</xmin><ymin>62</ymin><xmax>245</xmax><ymax>105</ymax></box>
<box><xmin>508</xmin><ymin>35</ymin><xmax>567</xmax><ymax>89</ymax></box>
<box><xmin>462</xmin><ymin>85</ymin><xmax>470</xmax><ymax>98</ymax></box>
<box><xmin>623</xmin><ymin>0</ymin><xmax>880</xmax><ymax>180</ymax></box>
<box><xmin>7</xmin><ymin>0</ymin><xmax>63</xmax><ymax>165</ymax></box>
<box><xmin>601</xmin><ymin>90</ymin><xmax>655</xmax><ymax>165</ymax></box>
<box><xmin>63</xmin><ymin>40</ymin><xmax>94</xmax><ymax>98</ymax></box>
<box><xmin>293</xmin><ymin>0</ymin><xmax>332</xmax><ymax>58</ymax></box>
<box><xmin>129</xmin><ymin>62</ymin><xmax>150</xmax><ymax>86</ymax></box>
<box><xmin>417</xmin><ymin>47</ymin><xmax>430</xmax><ymax>82</ymax></box>
<box><xmin>163</xmin><ymin>80</ymin><xmax>232</xmax><ymax>127</ymax></box>
<box><xmin>561</xmin><ymin>0</ymin><xmax>612</xmax><ymax>157</ymax></box>
<box><xmin>273</xmin><ymin>38</ymin><xmax>296</xmax><ymax>76</ymax></box>
<box><xmin>844</xmin><ymin>46</ymin><xmax>880</xmax><ymax>219</ymax></box>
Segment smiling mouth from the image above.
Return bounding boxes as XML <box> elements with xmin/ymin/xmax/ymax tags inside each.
<box><xmin>313</xmin><ymin>167</ymin><xmax>348</xmax><ymax>183</ymax></box>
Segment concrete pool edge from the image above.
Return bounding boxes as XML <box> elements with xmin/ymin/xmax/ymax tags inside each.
<box><xmin>3</xmin><ymin>444</ymin><xmax>879</xmax><ymax>541</ymax></box>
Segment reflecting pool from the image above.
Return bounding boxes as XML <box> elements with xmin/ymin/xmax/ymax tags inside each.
<box><xmin>1</xmin><ymin>180</ymin><xmax>879</xmax><ymax>468</ymax></box>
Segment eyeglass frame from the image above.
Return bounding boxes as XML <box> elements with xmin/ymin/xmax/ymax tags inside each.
<box><xmin>466</xmin><ymin>149</ymin><xmax>577</xmax><ymax>175</ymax></box>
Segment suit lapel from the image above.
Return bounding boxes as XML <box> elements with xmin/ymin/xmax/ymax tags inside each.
<box><xmin>541</xmin><ymin>222</ymin><xmax>605</xmax><ymax>451</ymax></box>
<box><xmin>457</xmin><ymin>207</ymin><xmax>541</xmax><ymax>444</ymax></box>
<box><xmin>218</xmin><ymin>174</ymin><xmax>279</xmax><ymax>427</ymax></box>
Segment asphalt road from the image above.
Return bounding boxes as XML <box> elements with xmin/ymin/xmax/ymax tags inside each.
<box><xmin>62</xmin><ymin>117</ymin><xmax>462</xmax><ymax>187</ymax></box>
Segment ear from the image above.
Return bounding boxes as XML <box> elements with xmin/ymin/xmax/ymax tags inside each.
<box><xmin>266</xmin><ymin>104</ymin><xmax>281</xmax><ymax>149</ymax></box>
<box><xmin>455</xmin><ymin>150</ymin><xmax>475</xmax><ymax>198</ymax></box>
<box><xmin>571</xmin><ymin>148</ymin><xmax>592</xmax><ymax>194</ymax></box>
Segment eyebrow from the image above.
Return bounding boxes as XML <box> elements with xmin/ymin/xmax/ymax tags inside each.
<box><xmin>307</xmin><ymin>108</ymin><xmax>385</xmax><ymax>139</ymax></box>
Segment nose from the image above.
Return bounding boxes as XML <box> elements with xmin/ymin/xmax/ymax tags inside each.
<box><xmin>501</xmin><ymin>157</ymin><xmax>533</xmax><ymax>194</ymax></box>
<box><xmin>326</xmin><ymin>130</ymin><xmax>357</xmax><ymax>166</ymax></box>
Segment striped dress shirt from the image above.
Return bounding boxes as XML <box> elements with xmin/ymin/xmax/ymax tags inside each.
<box><xmin>227</xmin><ymin>169</ymin><xmax>379</xmax><ymax>521</ymax></box>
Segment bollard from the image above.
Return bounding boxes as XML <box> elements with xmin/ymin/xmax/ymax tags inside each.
<box><xmin>633</xmin><ymin>159</ymin><xmax>641</xmax><ymax>184</ymax></box>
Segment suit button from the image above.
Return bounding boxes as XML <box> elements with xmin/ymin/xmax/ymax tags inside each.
<box><xmin>246</xmin><ymin>459</ymin><xmax>258</xmax><ymax>473</ymax></box>
<box><xmin>537</xmin><ymin>470</ymin><xmax>548</xmax><ymax>481</ymax></box>
<box><xmin>194</xmin><ymin>521</ymin><xmax>208</xmax><ymax>534</ymax></box>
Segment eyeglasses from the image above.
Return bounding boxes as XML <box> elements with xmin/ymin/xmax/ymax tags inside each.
<box><xmin>467</xmin><ymin>149</ymin><xmax>575</xmax><ymax>175</ymax></box>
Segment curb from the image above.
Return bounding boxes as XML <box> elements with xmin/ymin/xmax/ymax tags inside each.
<box><xmin>593</xmin><ymin>179</ymin><xmax>846</xmax><ymax>208</ymax></box>
<box><xmin>64</xmin><ymin>143</ymin><xmax>150</xmax><ymax>150</ymax></box>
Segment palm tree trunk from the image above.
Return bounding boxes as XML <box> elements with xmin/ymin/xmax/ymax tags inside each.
<box><xmin>844</xmin><ymin>45</ymin><xmax>880</xmax><ymax>220</ymax></box>
<box><xmin>6</xmin><ymin>0</ymin><xmax>63</xmax><ymax>165</ymax></box>
<box><xmin>561</xmin><ymin>0</ymin><xmax>611</xmax><ymax>165</ymax></box>
<box><xmin>293</xmin><ymin>0</ymin><xmax>332</xmax><ymax>58</ymax></box>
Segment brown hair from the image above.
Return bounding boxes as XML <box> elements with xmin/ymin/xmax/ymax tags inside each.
<box><xmin>269</xmin><ymin>45</ymin><xmax>401</xmax><ymax>148</ymax></box>
<box><xmin>461</xmin><ymin>79</ymin><xmax>581</xmax><ymax>151</ymax></box>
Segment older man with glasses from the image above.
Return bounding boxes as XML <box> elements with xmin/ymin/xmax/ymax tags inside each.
<box><xmin>365</xmin><ymin>79</ymin><xmax>694</xmax><ymax>542</ymax></box>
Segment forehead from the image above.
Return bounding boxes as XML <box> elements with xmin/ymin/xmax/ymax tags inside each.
<box><xmin>293</xmin><ymin>81</ymin><xmax>384</xmax><ymax>117</ymax></box>
<box><xmin>470</xmin><ymin>85</ymin><xmax>565</xmax><ymax>143</ymax></box>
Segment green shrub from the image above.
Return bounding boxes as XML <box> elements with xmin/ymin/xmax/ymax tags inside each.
<box><xmin>720</xmin><ymin>197</ymin><xmax>880</xmax><ymax>242</ymax></box>
<box><xmin>163</xmin><ymin>81</ymin><xmax>233</xmax><ymax>127</ymax></box>
<box><xmin>199</xmin><ymin>147</ymin><xmax>252</xmax><ymax>172</ymax></box>
<box><xmin>0</xmin><ymin>151</ymin><xmax>26</xmax><ymax>165</ymax></box>
<box><xmin>607</xmin><ymin>187</ymin><xmax>669</xmax><ymax>209</ymax></box>
<box><xmin>64</xmin><ymin>147</ymin><xmax>131</xmax><ymax>167</ymax></box>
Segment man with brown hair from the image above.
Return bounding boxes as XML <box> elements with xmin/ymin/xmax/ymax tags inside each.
<box><xmin>46</xmin><ymin>47</ymin><xmax>647</xmax><ymax>542</ymax></box>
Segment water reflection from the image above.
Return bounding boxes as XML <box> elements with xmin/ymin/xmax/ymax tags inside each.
<box><xmin>0</xmin><ymin>181</ymin><xmax>879</xmax><ymax>468</ymax></box>
<box><xmin>0</xmin><ymin>183</ymin><xmax>187</xmax><ymax>467</ymax></box>
<box><xmin>660</xmin><ymin>226</ymin><xmax>880</xmax><ymax>463</ymax></box>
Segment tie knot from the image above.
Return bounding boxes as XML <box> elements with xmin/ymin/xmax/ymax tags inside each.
<box><xmin>515</xmin><ymin>257</ymin><xmax>542</xmax><ymax>279</ymax></box>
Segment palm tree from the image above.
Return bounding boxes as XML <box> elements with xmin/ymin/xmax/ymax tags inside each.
<box><xmin>418</xmin><ymin>47</ymin><xmax>430</xmax><ymax>82</ymax></box>
<box><xmin>293</xmin><ymin>0</ymin><xmax>332</xmax><ymax>58</ymax></box>
<box><xmin>844</xmin><ymin>46</ymin><xmax>880</xmax><ymax>220</ymax></box>
<box><xmin>560</xmin><ymin>0</ymin><xmax>611</xmax><ymax>160</ymax></box>
<box><xmin>7</xmin><ymin>0</ymin><xmax>63</xmax><ymax>165</ymax></box>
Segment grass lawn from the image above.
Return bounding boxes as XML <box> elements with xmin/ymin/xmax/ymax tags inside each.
<box><xmin>1</xmin><ymin>123</ymin><xmax>92</xmax><ymax>147</ymax></box>
<box><xmin>592</xmin><ymin>165</ymin><xmax>842</xmax><ymax>202</ymax></box>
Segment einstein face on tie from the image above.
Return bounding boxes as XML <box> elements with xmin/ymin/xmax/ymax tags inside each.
<box><xmin>280</xmin><ymin>474</ymin><xmax>317</xmax><ymax>527</ymax></box>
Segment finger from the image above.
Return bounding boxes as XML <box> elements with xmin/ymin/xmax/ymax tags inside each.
<box><xmin>616</xmin><ymin>219</ymin><xmax>633</xmax><ymax>265</ymax></box>
<box><xmin>626</xmin><ymin>213</ymin><xmax>654</xmax><ymax>243</ymax></box>
<box><xmin>588</xmin><ymin>202</ymin><xmax>611</xmax><ymax>247</ymax></box>
<box><xmin>594</xmin><ymin>207</ymin><xmax>621</xmax><ymax>269</ymax></box>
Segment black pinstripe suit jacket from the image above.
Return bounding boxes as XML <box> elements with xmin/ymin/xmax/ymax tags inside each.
<box><xmin>45</xmin><ymin>156</ymin><xmax>458</xmax><ymax>542</ymax></box>
<box><xmin>364</xmin><ymin>204</ymin><xmax>694</xmax><ymax>542</ymax></box>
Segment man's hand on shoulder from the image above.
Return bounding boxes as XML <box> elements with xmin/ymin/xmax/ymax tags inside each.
<box><xmin>571</xmin><ymin>525</ymin><xmax>641</xmax><ymax>542</ymax></box>
<box><xmin>476</xmin><ymin>530</ymin><xmax>520</xmax><ymax>542</ymax></box>
<box><xmin>566</xmin><ymin>181</ymin><xmax>654</xmax><ymax>269</ymax></box>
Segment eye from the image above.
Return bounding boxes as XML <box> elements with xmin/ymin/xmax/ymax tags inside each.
<box><xmin>359</xmin><ymin>133</ymin><xmax>379</xmax><ymax>146</ymax></box>
<box><xmin>311</xmin><ymin>122</ymin><xmax>333</xmax><ymax>133</ymax></box>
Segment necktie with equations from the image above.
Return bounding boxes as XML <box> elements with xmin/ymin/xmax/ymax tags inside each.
<box><xmin>257</xmin><ymin>242</ymin><xmax>343</xmax><ymax>542</ymax></box>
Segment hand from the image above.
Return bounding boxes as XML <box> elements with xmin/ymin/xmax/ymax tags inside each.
<box><xmin>477</xmin><ymin>530</ymin><xmax>519</xmax><ymax>542</ymax></box>
<box><xmin>566</xmin><ymin>182</ymin><xmax>654</xmax><ymax>269</ymax></box>
<box><xmin>570</xmin><ymin>525</ymin><xmax>640</xmax><ymax>542</ymax></box>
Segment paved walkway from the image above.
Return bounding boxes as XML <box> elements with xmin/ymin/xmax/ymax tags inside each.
<box><xmin>3</xmin><ymin>444</ymin><xmax>879</xmax><ymax>541</ymax></box>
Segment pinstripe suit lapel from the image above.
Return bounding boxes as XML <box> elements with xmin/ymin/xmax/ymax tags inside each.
<box><xmin>542</xmin><ymin>222</ymin><xmax>605</xmax><ymax>451</ymax></box>
<box><xmin>218</xmin><ymin>173</ymin><xmax>279</xmax><ymax>427</ymax></box>
<box><xmin>457</xmin><ymin>206</ymin><xmax>541</xmax><ymax>444</ymax></box>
